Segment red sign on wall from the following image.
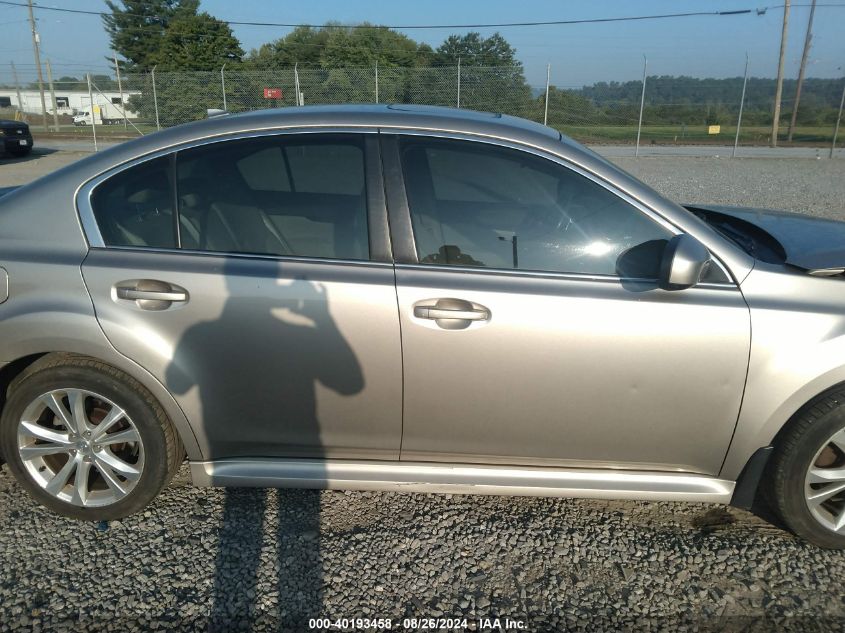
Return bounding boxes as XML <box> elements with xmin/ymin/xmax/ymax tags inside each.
<box><xmin>263</xmin><ymin>88</ymin><xmax>283</xmax><ymax>99</ymax></box>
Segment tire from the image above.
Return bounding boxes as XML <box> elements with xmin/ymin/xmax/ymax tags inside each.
<box><xmin>8</xmin><ymin>148</ymin><xmax>31</xmax><ymax>158</ymax></box>
<box><xmin>767</xmin><ymin>388</ymin><xmax>845</xmax><ymax>548</ymax></box>
<box><xmin>0</xmin><ymin>356</ymin><xmax>183</xmax><ymax>521</ymax></box>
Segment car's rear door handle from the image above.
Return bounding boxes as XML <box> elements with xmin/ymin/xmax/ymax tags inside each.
<box><xmin>114</xmin><ymin>280</ymin><xmax>188</xmax><ymax>310</ymax></box>
<box><xmin>413</xmin><ymin>306</ymin><xmax>488</xmax><ymax>320</ymax></box>
<box><xmin>116</xmin><ymin>288</ymin><xmax>187</xmax><ymax>302</ymax></box>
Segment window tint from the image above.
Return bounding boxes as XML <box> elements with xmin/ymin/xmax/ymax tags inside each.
<box><xmin>91</xmin><ymin>156</ymin><xmax>177</xmax><ymax>249</ymax></box>
<box><xmin>176</xmin><ymin>135</ymin><xmax>369</xmax><ymax>259</ymax></box>
<box><xmin>400</xmin><ymin>137</ymin><xmax>673</xmax><ymax>278</ymax></box>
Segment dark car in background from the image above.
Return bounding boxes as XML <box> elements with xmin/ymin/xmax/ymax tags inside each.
<box><xmin>0</xmin><ymin>119</ymin><xmax>33</xmax><ymax>157</ymax></box>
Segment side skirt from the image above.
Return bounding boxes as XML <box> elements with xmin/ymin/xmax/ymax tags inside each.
<box><xmin>190</xmin><ymin>459</ymin><xmax>735</xmax><ymax>504</ymax></box>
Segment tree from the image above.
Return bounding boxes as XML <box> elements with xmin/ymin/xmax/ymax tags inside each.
<box><xmin>434</xmin><ymin>32</ymin><xmax>520</xmax><ymax>67</ymax></box>
<box><xmin>246</xmin><ymin>23</ymin><xmax>432</xmax><ymax>70</ymax></box>
<box><xmin>247</xmin><ymin>26</ymin><xmax>328</xmax><ymax>69</ymax></box>
<box><xmin>153</xmin><ymin>12</ymin><xmax>243</xmax><ymax>70</ymax></box>
<box><xmin>103</xmin><ymin>0</ymin><xmax>199</xmax><ymax>71</ymax></box>
<box><xmin>432</xmin><ymin>32</ymin><xmax>528</xmax><ymax>114</ymax></box>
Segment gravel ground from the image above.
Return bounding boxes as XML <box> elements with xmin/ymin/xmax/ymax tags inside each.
<box><xmin>613</xmin><ymin>155</ymin><xmax>845</xmax><ymax>219</ymax></box>
<box><xmin>1</xmin><ymin>153</ymin><xmax>845</xmax><ymax>632</ymax></box>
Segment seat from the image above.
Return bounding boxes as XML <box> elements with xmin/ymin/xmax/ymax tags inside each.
<box><xmin>112</xmin><ymin>187</ymin><xmax>176</xmax><ymax>248</ymax></box>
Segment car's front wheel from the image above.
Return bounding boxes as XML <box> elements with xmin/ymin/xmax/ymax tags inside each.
<box><xmin>767</xmin><ymin>389</ymin><xmax>845</xmax><ymax>548</ymax></box>
<box><xmin>0</xmin><ymin>356</ymin><xmax>182</xmax><ymax>520</ymax></box>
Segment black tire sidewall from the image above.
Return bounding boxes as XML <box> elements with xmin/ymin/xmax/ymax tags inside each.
<box><xmin>774</xmin><ymin>405</ymin><xmax>845</xmax><ymax>549</ymax></box>
<box><xmin>0</xmin><ymin>364</ymin><xmax>170</xmax><ymax>521</ymax></box>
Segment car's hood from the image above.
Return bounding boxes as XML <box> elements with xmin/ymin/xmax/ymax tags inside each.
<box><xmin>687</xmin><ymin>204</ymin><xmax>845</xmax><ymax>275</ymax></box>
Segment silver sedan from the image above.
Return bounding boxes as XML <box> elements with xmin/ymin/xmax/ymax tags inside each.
<box><xmin>1</xmin><ymin>105</ymin><xmax>844</xmax><ymax>548</ymax></box>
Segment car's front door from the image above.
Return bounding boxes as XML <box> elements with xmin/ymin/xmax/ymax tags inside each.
<box><xmin>386</xmin><ymin>134</ymin><xmax>750</xmax><ymax>475</ymax></box>
<box><xmin>80</xmin><ymin>132</ymin><xmax>402</xmax><ymax>460</ymax></box>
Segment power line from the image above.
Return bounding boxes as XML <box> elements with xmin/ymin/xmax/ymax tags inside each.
<box><xmin>2</xmin><ymin>0</ymin><xmax>843</xmax><ymax>30</ymax></box>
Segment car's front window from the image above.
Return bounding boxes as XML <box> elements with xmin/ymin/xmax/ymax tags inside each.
<box><xmin>399</xmin><ymin>137</ymin><xmax>673</xmax><ymax>278</ymax></box>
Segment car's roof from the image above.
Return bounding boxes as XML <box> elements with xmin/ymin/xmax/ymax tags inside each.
<box><xmin>88</xmin><ymin>104</ymin><xmax>560</xmax><ymax>167</ymax></box>
<box><xmin>180</xmin><ymin>103</ymin><xmax>560</xmax><ymax>141</ymax></box>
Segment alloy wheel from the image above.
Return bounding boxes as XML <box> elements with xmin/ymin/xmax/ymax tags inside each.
<box><xmin>805</xmin><ymin>428</ymin><xmax>845</xmax><ymax>533</ymax></box>
<box><xmin>16</xmin><ymin>388</ymin><xmax>145</xmax><ymax>508</ymax></box>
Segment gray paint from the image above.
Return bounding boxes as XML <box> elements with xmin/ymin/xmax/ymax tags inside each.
<box><xmin>0</xmin><ymin>104</ymin><xmax>843</xmax><ymax>500</ymax></box>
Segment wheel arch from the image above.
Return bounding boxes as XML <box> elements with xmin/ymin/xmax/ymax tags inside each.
<box><xmin>726</xmin><ymin>377</ymin><xmax>845</xmax><ymax>509</ymax></box>
<box><xmin>0</xmin><ymin>350</ymin><xmax>203</xmax><ymax>461</ymax></box>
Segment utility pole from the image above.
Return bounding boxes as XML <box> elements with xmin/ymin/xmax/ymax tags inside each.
<box><xmin>771</xmin><ymin>0</ymin><xmax>791</xmax><ymax>147</ymax></box>
<box><xmin>10</xmin><ymin>62</ymin><xmax>24</xmax><ymax>120</ymax></box>
<box><xmin>787</xmin><ymin>0</ymin><xmax>815</xmax><ymax>141</ymax></box>
<box><xmin>45</xmin><ymin>59</ymin><xmax>59</xmax><ymax>132</ymax></box>
<box><xmin>26</xmin><ymin>0</ymin><xmax>48</xmax><ymax>131</ymax></box>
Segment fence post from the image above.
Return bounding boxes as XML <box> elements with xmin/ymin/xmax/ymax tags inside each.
<box><xmin>86</xmin><ymin>72</ymin><xmax>97</xmax><ymax>152</ymax></box>
<box><xmin>294</xmin><ymin>63</ymin><xmax>302</xmax><ymax>106</ymax></box>
<box><xmin>45</xmin><ymin>59</ymin><xmax>59</xmax><ymax>132</ymax></box>
<box><xmin>831</xmin><ymin>79</ymin><xmax>845</xmax><ymax>159</ymax></box>
<box><xmin>10</xmin><ymin>62</ymin><xmax>24</xmax><ymax>120</ymax></box>
<box><xmin>733</xmin><ymin>53</ymin><xmax>749</xmax><ymax>158</ymax></box>
<box><xmin>456</xmin><ymin>57</ymin><xmax>461</xmax><ymax>108</ymax></box>
<box><xmin>635</xmin><ymin>55</ymin><xmax>647</xmax><ymax>157</ymax></box>
<box><xmin>114</xmin><ymin>54</ymin><xmax>127</xmax><ymax>130</ymax></box>
<box><xmin>151</xmin><ymin>65</ymin><xmax>160</xmax><ymax>131</ymax></box>
<box><xmin>543</xmin><ymin>63</ymin><xmax>551</xmax><ymax>126</ymax></box>
<box><xmin>221</xmin><ymin>63</ymin><xmax>227</xmax><ymax>111</ymax></box>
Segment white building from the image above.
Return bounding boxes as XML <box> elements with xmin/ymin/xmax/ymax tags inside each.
<box><xmin>0</xmin><ymin>88</ymin><xmax>140</xmax><ymax>119</ymax></box>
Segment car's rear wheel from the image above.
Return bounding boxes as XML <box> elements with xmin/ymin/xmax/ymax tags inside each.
<box><xmin>0</xmin><ymin>356</ymin><xmax>182</xmax><ymax>520</ymax></box>
<box><xmin>767</xmin><ymin>389</ymin><xmax>845</xmax><ymax>548</ymax></box>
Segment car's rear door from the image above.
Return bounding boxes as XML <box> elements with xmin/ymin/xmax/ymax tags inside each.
<box><xmin>80</xmin><ymin>131</ymin><xmax>402</xmax><ymax>460</ymax></box>
<box><xmin>383</xmin><ymin>133</ymin><xmax>750</xmax><ymax>475</ymax></box>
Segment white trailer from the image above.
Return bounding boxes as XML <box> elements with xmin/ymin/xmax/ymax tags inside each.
<box><xmin>72</xmin><ymin>101</ymin><xmax>127</xmax><ymax>126</ymax></box>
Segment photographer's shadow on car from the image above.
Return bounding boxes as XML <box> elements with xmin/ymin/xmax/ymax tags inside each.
<box><xmin>164</xmin><ymin>263</ymin><xmax>365</xmax><ymax>630</ymax></box>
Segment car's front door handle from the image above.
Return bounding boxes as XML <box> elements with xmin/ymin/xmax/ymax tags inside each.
<box><xmin>116</xmin><ymin>288</ymin><xmax>187</xmax><ymax>302</ymax></box>
<box><xmin>412</xmin><ymin>298</ymin><xmax>491</xmax><ymax>330</ymax></box>
<box><xmin>413</xmin><ymin>306</ymin><xmax>488</xmax><ymax>321</ymax></box>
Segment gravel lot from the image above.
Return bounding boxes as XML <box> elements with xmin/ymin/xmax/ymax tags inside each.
<box><xmin>1</xmin><ymin>149</ymin><xmax>844</xmax><ymax>632</ymax></box>
<box><xmin>613</xmin><ymin>155</ymin><xmax>845</xmax><ymax>219</ymax></box>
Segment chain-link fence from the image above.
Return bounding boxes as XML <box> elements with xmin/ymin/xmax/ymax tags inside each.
<box><xmin>2</xmin><ymin>64</ymin><xmax>843</xmax><ymax>157</ymax></box>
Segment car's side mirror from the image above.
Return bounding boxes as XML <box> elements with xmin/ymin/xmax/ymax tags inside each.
<box><xmin>659</xmin><ymin>234</ymin><xmax>711</xmax><ymax>290</ymax></box>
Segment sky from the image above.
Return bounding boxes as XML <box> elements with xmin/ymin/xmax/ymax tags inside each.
<box><xmin>0</xmin><ymin>0</ymin><xmax>843</xmax><ymax>87</ymax></box>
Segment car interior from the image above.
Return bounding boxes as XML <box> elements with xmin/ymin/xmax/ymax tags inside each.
<box><xmin>91</xmin><ymin>137</ymin><xmax>370</xmax><ymax>261</ymax></box>
<box><xmin>399</xmin><ymin>139</ymin><xmax>671</xmax><ymax>277</ymax></box>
